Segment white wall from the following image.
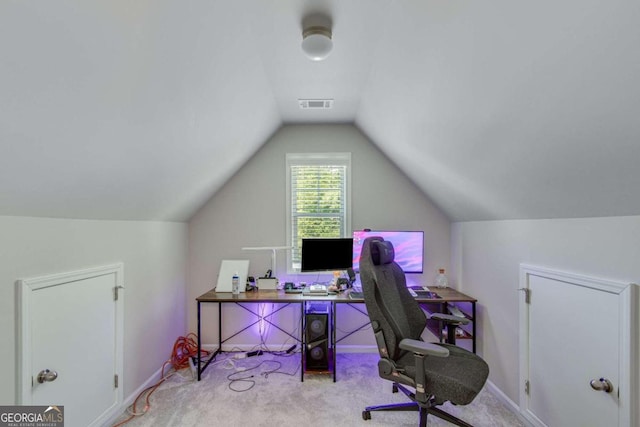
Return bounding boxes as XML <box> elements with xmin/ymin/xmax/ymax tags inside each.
<box><xmin>188</xmin><ymin>124</ymin><xmax>451</xmax><ymax>346</ymax></box>
<box><xmin>0</xmin><ymin>216</ymin><xmax>187</xmax><ymax>405</ymax></box>
<box><xmin>452</xmin><ymin>215</ymin><xmax>640</xmax><ymax>403</ymax></box>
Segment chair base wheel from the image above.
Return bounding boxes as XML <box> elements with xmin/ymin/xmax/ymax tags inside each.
<box><xmin>362</xmin><ymin>410</ymin><xmax>371</xmax><ymax>420</ymax></box>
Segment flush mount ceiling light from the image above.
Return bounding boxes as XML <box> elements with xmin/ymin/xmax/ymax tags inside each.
<box><xmin>301</xmin><ymin>25</ymin><xmax>333</xmax><ymax>61</ymax></box>
<box><xmin>298</xmin><ymin>99</ymin><xmax>334</xmax><ymax>109</ymax></box>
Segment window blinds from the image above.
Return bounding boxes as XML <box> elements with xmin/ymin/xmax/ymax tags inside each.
<box><xmin>290</xmin><ymin>164</ymin><xmax>347</xmax><ymax>267</ymax></box>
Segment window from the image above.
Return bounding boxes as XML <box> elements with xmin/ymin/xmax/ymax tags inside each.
<box><xmin>286</xmin><ymin>153</ymin><xmax>351</xmax><ymax>273</ymax></box>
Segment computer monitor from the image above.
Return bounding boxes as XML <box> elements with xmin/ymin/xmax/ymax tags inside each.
<box><xmin>352</xmin><ymin>230</ymin><xmax>424</xmax><ymax>274</ymax></box>
<box><xmin>301</xmin><ymin>238</ymin><xmax>354</xmax><ymax>272</ymax></box>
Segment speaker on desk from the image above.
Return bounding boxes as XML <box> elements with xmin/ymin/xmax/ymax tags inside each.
<box><xmin>305</xmin><ymin>313</ymin><xmax>329</xmax><ymax>370</ymax></box>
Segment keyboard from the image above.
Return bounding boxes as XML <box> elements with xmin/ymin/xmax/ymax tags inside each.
<box><xmin>414</xmin><ymin>290</ymin><xmax>440</xmax><ymax>299</ymax></box>
<box><xmin>309</xmin><ymin>284</ymin><xmax>327</xmax><ymax>293</ymax></box>
<box><xmin>348</xmin><ymin>289</ymin><xmax>439</xmax><ymax>299</ymax></box>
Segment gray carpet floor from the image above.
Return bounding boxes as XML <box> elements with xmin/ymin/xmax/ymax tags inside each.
<box><xmin>111</xmin><ymin>352</ymin><xmax>524</xmax><ymax>427</ymax></box>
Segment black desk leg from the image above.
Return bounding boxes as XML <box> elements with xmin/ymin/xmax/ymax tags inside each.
<box><xmin>197</xmin><ymin>301</ymin><xmax>223</xmax><ymax>380</ymax></box>
<box><xmin>300</xmin><ymin>302</ymin><xmax>305</xmax><ymax>382</ymax></box>
<box><xmin>332</xmin><ymin>302</ymin><xmax>337</xmax><ymax>382</ymax></box>
<box><xmin>197</xmin><ymin>301</ymin><xmax>202</xmax><ymax>381</ymax></box>
<box><xmin>472</xmin><ymin>302</ymin><xmax>477</xmax><ymax>354</ymax></box>
<box><xmin>218</xmin><ymin>302</ymin><xmax>222</xmax><ymax>354</ymax></box>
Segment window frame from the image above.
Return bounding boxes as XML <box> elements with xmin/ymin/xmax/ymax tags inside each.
<box><xmin>285</xmin><ymin>152</ymin><xmax>352</xmax><ymax>274</ymax></box>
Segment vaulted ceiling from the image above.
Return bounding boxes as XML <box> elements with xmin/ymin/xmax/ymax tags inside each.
<box><xmin>2</xmin><ymin>1</ymin><xmax>639</xmax><ymax>222</ymax></box>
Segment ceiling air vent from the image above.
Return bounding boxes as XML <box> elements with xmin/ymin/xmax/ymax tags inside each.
<box><xmin>298</xmin><ymin>99</ymin><xmax>333</xmax><ymax>109</ymax></box>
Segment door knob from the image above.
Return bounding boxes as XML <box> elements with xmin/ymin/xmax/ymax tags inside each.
<box><xmin>37</xmin><ymin>369</ymin><xmax>58</xmax><ymax>384</ymax></box>
<box><xmin>589</xmin><ymin>377</ymin><xmax>613</xmax><ymax>393</ymax></box>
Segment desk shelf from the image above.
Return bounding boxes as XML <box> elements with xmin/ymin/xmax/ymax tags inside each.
<box><xmin>303</xmin><ymin>301</ymin><xmax>333</xmax><ymax>378</ymax></box>
<box><xmin>419</xmin><ymin>290</ymin><xmax>477</xmax><ymax>353</ymax></box>
<box><xmin>302</xmin><ymin>348</ymin><xmax>334</xmax><ymax>376</ymax></box>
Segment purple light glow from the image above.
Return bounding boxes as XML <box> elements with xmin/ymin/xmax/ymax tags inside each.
<box><xmin>257</xmin><ymin>303</ymin><xmax>269</xmax><ymax>336</ymax></box>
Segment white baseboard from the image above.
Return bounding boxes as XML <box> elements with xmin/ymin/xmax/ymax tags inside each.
<box><xmin>216</xmin><ymin>343</ymin><xmax>290</xmax><ymax>352</ymax></box>
<box><xmin>201</xmin><ymin>344</ymin><xmax>218</xmax><ymax>352</ymax></box>
<box><xmin>102</xmin><ymin>344</ymin><xmax>224</xmax><ymax>426</ymax></box>
<box><xmin>206</xmin><ymin>343</ymin><xmax>378</xmax><ymax>354</ymax></box>
<box><xmin>485</xmin><ymin>380</ymin><xmax>533</xmax><ymax>427</ymax></box>
<box><xmin>101</xmin><ymin>364</ymin><xmax>170</xmax><ymax>427</ymax></box>
<box><xmin>335</xmin><ymin>344</ymin><xmax>378</xmax><ymax>353</ymax></box>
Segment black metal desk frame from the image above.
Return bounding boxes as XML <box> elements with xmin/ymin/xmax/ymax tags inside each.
<box><xmin>196</xmin><ymin>288</ymin><xmax>477</xmax><ymax>382</ymax></box>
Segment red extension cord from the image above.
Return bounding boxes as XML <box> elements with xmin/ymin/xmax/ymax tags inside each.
<box><xmin>113</xmin><ymin>333</ymin><xmax>210</xmax><ymax>427</ymax></box>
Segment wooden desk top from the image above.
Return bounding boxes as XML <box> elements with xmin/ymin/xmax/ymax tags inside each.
<box><xmin>196</xmin><ymin>289</ymin><xmax>330</xmax><ymax>303</ymax></box>
<box><xmin>421</xmin><ymin>287</ymin><xmax>477</xmax><ymax>303</ymax></box>
<box><xmin>196</xmin><ymin>287</ymin><xmax>476</xmax><ymax>303</ymax></box>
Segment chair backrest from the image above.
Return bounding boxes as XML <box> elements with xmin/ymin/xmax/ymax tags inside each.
<box><xmin>360</xmin><ymin>237</ymin><xmax>427</xmax><ymax>361</ymax></box>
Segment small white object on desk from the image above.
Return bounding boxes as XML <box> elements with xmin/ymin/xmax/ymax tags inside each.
<box><xmin>257</xmin><ymin>277</ymin><xmax>278</xmax><ymax>290</ymax></box>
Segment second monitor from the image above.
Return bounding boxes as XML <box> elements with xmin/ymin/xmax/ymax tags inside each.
<box><xmin>352</xmin><ymin>230</ymin><xmax>424</xmax><ymax>274</ymax></box>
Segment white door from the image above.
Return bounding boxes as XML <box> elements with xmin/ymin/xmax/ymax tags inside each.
<box><xmin>519</xmin><ymin>265</ymin><xmax>637</xmax><ymax>427</ymax></box>
<box><xmin>17</xmin><ymin>264</ymin><xmax>124</xmax><ymax>427</ymax></box>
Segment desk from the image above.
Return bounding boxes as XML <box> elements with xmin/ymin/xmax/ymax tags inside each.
<box><xmin>196</xmin><ymin>287</ymin><xmax>477</xmax><ymax>381</ymax></box>
<box><xmin>416</xmin><ymin>287</ymin><xmax>478</xmax><ymax>353</ymax></box>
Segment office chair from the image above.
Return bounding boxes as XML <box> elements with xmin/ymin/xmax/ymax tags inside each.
<box><xmin>359</xmin><ymin>237</ymin><xmax>489</xmax><ymax>427</ymax></box>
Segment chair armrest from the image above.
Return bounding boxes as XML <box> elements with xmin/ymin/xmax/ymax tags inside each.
<box><xmin>429</xmin><ymin>312</ymin><xmax>470</xmax><ymax>326</ymax></box>
<box><xmin>399</xmin><ymin>339</ymin><xmax>449</xmax><ymax>357</ymax></box>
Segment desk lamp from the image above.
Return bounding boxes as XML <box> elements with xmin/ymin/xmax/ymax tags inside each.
<box><xmin>241</xmin><ymin>246</ymin><xmax>291</xmax><ymax>280</ymax></box>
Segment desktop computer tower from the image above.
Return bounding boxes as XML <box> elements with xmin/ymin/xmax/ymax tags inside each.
<box><xmin>305</xmin><ymin>312</ymin><xmax>329</xmax><ymax>370</ymax></box>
